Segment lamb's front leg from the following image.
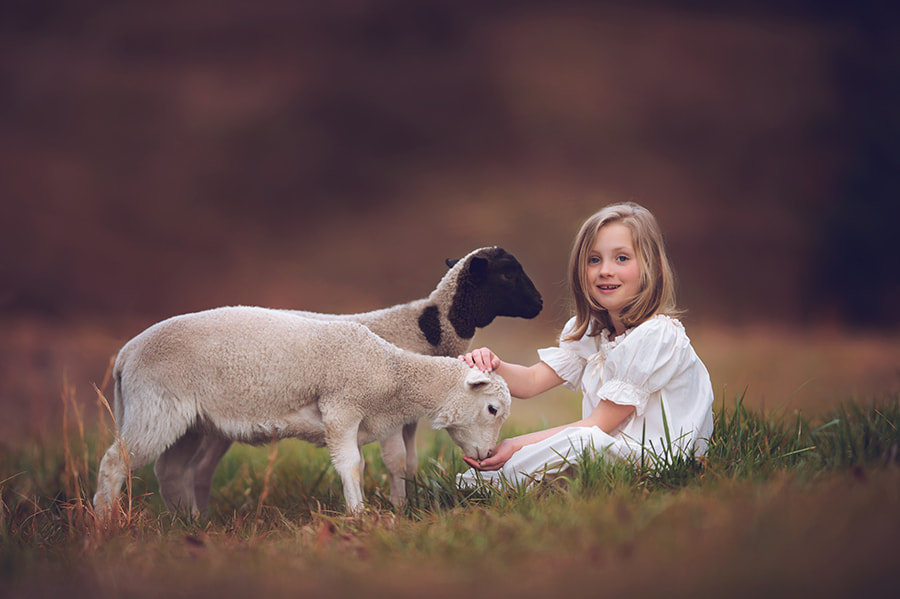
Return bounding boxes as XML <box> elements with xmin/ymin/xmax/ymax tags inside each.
<box><xmin>358</xmin><ymin>450</ymin><xmax>366</xmax><ymax>502</ymax></box>
<box><xmin>326</xmin><ymin>424</ymin><xmax>365</xmax><ymax>514</ymax></box>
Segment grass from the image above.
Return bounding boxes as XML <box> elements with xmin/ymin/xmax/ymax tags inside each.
<box><xmin>1</xmin><ymin>389</ymin><xmax>899</xmax><ymax>599</ymax></box>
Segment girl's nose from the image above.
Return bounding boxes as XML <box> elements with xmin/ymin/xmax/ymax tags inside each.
<box><xmin>598</xmin><ymin>261</ymin><xmax>613</xmax><ymax>276</ymax></box>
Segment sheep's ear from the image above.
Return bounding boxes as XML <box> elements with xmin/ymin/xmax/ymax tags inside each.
<box><xmin>467</xmin><ymin>255</ymin><xmax>489</xmax><ymax>285</ymax></box>
<box><xmin>446</xmin><ymin>257</ymin><xmax>460</xmax><ymax>268</ymax></box>
<box><xmin>465</xmin><ymin>368</ymin><xmax>492</xmax><ymax>388</ymax></box>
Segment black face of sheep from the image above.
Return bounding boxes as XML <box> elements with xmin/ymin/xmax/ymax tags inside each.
<box><xmin>446</xmin><ymin>247</ymin><xmax>543</xmax><ymax>338</ymax></box>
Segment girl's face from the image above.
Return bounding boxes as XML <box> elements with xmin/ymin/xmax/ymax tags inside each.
<box><xmin>586</xmin><ymin>222</ymin><xmax>642</xmax><ymax>330</ymax></box>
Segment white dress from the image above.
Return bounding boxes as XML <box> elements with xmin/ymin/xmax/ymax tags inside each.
<box><xmin>458</xmin><ymin>314</ymin><xmax>714</xmax><ymax>488</ymax></box>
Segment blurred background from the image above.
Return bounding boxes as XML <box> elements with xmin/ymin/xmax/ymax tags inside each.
<box><xmin>2</xmin><ymin>0</ymin><xmax>898</xmax><ymax>444</ymax></box>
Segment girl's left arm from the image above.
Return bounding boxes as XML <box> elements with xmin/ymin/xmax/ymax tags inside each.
<box><xmin>582</xmin><ymin>399</ymin><xmax>636</xmax><ymax>432</ymax></box>
<box><xmin>464</xmin><ymin>399</ymin><xmax>635</xmax><ymax>471</ymax></box>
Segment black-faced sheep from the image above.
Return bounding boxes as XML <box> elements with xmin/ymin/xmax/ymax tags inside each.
<box><xmin>93</xmin><ymin>306</ymin><xmax>511</xmax><ymax>519</ymax></box>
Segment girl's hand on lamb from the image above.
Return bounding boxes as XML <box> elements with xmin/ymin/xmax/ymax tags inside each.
<box><xmin>458</xmin><ymin>347</ymin><xmax>501</xmax><ymax>373</ymax></box>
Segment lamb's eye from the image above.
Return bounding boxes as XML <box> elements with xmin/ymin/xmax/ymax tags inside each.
<box><xmin>488</xmin><ymin>405</ymin><xmax>498</xmax><ymax>415</ymax></box>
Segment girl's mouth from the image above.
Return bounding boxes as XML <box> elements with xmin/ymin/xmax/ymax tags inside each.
<box><xmin>597</xmin><ymin>284</ymin><xmax>620</xmax><ymax>292</ymax></box>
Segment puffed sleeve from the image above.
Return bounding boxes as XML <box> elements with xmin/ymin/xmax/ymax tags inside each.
<box><xmin>537</xmin><ymin>317</ymin><xmax>592</xmax><ymax>391</ymax></box>
<box><xmin>597</xmin><ymin>317</ymin><xmax>692</xmax><ymax>416</ymax></box>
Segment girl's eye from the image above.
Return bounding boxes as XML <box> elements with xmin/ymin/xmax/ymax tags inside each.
<box><xmin>616</xmin><ymin>255</ymin><xmax>629</xmax><ymax>263</ymax></box>
<box><xmin>588</xmin><ymin>256</ymin><xmax>601</xmax><ymax>264</ymax></box>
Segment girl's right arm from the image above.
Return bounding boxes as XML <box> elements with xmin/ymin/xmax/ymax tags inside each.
<box><xmin>459</xmin><ymin>347</ymin><xmax>564</xmax><ymax>399</ymax></box>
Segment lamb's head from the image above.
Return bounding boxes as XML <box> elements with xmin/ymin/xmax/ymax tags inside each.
<box><xmin>431</xmin><ymin>367</ymin><xmax>511</xmax><ymax>461</ymax></box>
<box><xmin>445</xmin><ymin>247</ymin><xmax>543</xmax><ymax>335</ymax></box>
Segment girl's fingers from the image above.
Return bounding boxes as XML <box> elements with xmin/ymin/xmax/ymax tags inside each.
<box><xmin>458</xmin><ymin>348</ymin><xmax>497</xmax><ymax>373</ymax></box>
<box><xmin>463</xmin><ymin>454</ymin><xmax>503</xmax><ymax>471</ymax></box>
<box><xmin>458</xmin><ymin>353</ymin><xmax>476</xmax><ymax>367</ymax></box>
<box><xmin>475</xmin><ymin>457</ymin><xmax>502</xmax><ymax>471</ymax></box>
<box><xmin>475</xmin><ymin>349</ymin><xmax>494</xmax><ymax>372</ymax></box>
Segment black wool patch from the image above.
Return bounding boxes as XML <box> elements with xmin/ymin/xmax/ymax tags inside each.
<box><xmin>418</xmin><ymin>305</ymin><xmax>442</xmax><ymax>346</ymax></box>
<box><xmin>446</xmin><ymin>258</ymin><xmax>489</xmax><ymax>339</ymax></box>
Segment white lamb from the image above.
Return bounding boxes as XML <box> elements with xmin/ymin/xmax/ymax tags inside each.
<box><xmin>153</xmin><ymin>246</ymin><xmax>541</xmax><ymax>513</ymax></box>
<box><xmin>93</xmin><ymin>306</ymin><xmax>511</xmax><ymax>519</ymax></box>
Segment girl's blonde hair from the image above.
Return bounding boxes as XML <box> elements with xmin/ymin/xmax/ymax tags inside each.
<box><xmin>564</xmin><ymin>202</ymin><xmax>680</xmax><ymax>341</ymax></box>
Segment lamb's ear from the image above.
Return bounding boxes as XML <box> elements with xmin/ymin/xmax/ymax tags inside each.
<box><xmin>446</xmin><ymin>257</ymin><xmax>460</xmax><ymax>268</ymax></box>
<box><xmin>465</xmin><ymin>368</ymin><xmax>492</xmax><ymax>388</ymax></box>
<box><xmin>431</xmin><ymin>412</ymin><xmax>450</xmax><ymax>430</ymax></box>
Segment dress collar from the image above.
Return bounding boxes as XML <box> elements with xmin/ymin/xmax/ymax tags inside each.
<box><xmin>596</xmin><ymin>324</ymin><xmax>631</xmax><ymax>352</ymax></box>
<box><xmin>594</xmin><ymin>314</ymin><xmax>680</xmax><ymax>349</ymax></box>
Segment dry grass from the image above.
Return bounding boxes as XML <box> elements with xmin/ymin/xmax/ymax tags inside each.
<box><xmin>2</xmin><ymin>389</ymin><xmax>899</xmax><ymax>598</ymax></box>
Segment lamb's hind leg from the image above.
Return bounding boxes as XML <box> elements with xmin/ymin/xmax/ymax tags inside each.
<box><xmin>94</xmin><ymin>441</ymin><xmax>130</xmax><ymax>521</ymax></box>
<box><xmin>94</xmin><ymin>384</ymin><xmax>193</xmax><ymax>521</ymax></box>
<box><xmin>402</xmin><ymin>422</ymin><xmax>419</xmax><ymax>495</ymax></box>
<box><xmin>94</xmin><ymin>436</ymin><xmax>162</xmax><ymax>522</ymax></box>
<box><xmin>379</xmin><ymin>431</ymin><xmax>408</xmax><ymax>507</ymax></box>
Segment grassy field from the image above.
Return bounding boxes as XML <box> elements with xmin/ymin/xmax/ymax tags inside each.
<box><xmin>2</xmin><ymin>379</ymin><xmax>899</xmax><ymax>598</ymax></box>
<box><xmin>1</xmin><ymin>319</ymin><xmax>898</xmax><ymax>598</ymax></box>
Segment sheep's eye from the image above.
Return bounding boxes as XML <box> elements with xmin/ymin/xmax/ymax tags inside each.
<box><xmin>488</xmin><ymin>405</ymin><xmax>498</xmax><ymax>415</ymax></box>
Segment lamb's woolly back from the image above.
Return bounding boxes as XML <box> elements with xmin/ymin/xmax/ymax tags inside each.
<box><xmin>112</xmin><ymin>307</ymin><xmax>491</xmax><ymax>430</ymax></box>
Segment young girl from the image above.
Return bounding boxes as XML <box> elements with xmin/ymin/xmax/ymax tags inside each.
<box><xmin>457</xmin><ymin>202</ymin><xmax>714</xmax><ymax>487</ymax></box>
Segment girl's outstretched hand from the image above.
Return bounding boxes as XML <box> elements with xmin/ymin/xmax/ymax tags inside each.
<box><xmin>462</xmin><ymin>438</ymin><xmax>519</xmax><ymax>471</ymax></box>
<box><xmin>458</xmin><ymin>347</ymin><xmax>501</xmax><ymax>373</ymax></box>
